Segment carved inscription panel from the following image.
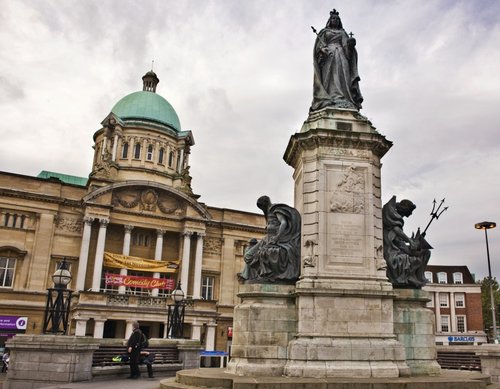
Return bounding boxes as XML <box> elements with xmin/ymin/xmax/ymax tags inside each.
<box><xmin>327</xmin><ymin>213</ymin><xmax>365</xmax><ymax>265</ymax></box>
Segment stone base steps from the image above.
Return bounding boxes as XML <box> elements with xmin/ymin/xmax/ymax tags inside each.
<box><xmin>160</xmin><ymin>368</ymin><xmax>493</xmax><ymax>389</ymax></box>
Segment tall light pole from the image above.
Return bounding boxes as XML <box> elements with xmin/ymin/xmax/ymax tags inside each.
<box><xmin>475</xmin><ymin>221</ymin><xmax>497</xmax><ymax>343</ymax></box>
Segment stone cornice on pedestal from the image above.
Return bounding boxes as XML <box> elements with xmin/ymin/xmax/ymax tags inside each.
<box><xmin>284</xmin><ymin>108</ymin><xmax>393</xmax><ymax>169</ymax></box>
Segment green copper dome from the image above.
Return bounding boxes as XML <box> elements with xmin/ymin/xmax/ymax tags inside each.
<box><xmin>111</xmin><ymin>91</ymin><xmax>181</xmax><ymax>132</ymax></box>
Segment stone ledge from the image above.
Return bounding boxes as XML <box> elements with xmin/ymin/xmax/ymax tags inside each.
<box><xmin>161</xmin><ymin>368</ymin><xmax>491</xmax><ymax>389</ymax></box>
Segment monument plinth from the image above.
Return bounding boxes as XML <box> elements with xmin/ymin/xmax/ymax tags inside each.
<box><xmin>283</xmin><ymin>107</ymin><xmax>409</xmax><ymax>378</ymax></box>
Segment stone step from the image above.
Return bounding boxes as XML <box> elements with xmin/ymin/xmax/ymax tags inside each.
<box><xmin>160</xmin><ymin>376</ymin><xmax>227</xmax><ymax>389</ymax></box>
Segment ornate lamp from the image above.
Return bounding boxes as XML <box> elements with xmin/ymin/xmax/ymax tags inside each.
<box><xmin>475</xmin><ymin>221</ymin><xmax>497</xmax><ymax>343</ymax></box>
<box><xmin>43</xmin><ymin>259</ymin><xmax>73</xmax><ymax>334</ymax></box>
<box><xmin>167</xmin><ymin>281</ymin><xmax>186</xmax><ymax>338</ymax></box>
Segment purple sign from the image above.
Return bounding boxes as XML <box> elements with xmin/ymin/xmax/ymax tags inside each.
<box><xmin>0</xmin><ymin>316</ymin><xmax>27</xmax><ymax>330</ymax></box>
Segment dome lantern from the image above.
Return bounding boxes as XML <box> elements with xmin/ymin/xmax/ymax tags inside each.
<box><xmin>142</xmin><ymin>70</ymin><xmax>159</xmax><ymax>93</ymax></box>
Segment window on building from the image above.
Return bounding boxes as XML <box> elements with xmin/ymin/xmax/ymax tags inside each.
<box><xmin>201</xmin><ymin>276</ymin><xmax>215</xmax><ymax>300</ymax></box>
<box><xmin>122</xmin><ymin>142</ymin><xmax>129</xmax><ymax>158</ymax></box>
<box><xmin>158</xmin><ymin>148</ymin><xmax>165</xmax><ymax>164</ymax></box>
<box><xmin>146</xmin><ymin>145</ymin><xmax>154</xmax><ymax>161</ymax></box>
<box><xmin>441</xmin><ymin>315</ymin><xmax>450</xmax><ymax>332</ymax></box>
<box><xmin>439</xmin><ymin>293</ymin><xmax>449</xmax><ymax>307</ymax></box>
<box><xmin>0</xmin><ymin>256</ymin><xmax>15</xmax><ymax>288</ymax></box>
<box><xmin>424</xmin><ymin>271</ymin><xmax>433</xmax><ymax>283</ymax></box>
<box><xmin>453</xmin><ymin>272</ymin><xmax>463</xmax><ymax>284</ymax></box>
<box><xmin>132</xmin><ymin>233</ymin><xmax>150</xmax><ymax>247</ymax></box>
<box><xmin>134</xmin><ymin>143</ymin><xmax>141</xmax><ymax>159</ymax></box>
<box><xmin>101</xmin><ymin>268</ymin><xmax>120</xmax><ymax>293</ymax></box>
<box><xmin>168</xmin><ymin>151</ymin><xmax>174</xmax><ymax>167</ymax></box>
<box><xmin>156</xmin><ymin>274</ymin><xmax>174</xmax><ymax>297</ymax></box>
<box><xmin>455</xmin><ymin>293</ymin><xmax>465</xmax><ymax>308</ymax></box>
<box><xmin>456</xmin><ymin>316</ymin><xmax>466</xmax><ymax>333</ymax></box>
<box><xmin>426</xmin><ymin>293</ymin><xmax>434</xmax><ymax>308</ymax></box>
<box><xmin>437</xmin><ymin>272</ymin><xmax>447</xmax><ymax>284</ymax></box>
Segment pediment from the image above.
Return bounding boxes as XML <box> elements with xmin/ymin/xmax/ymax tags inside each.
<box><xmin>83</xmin><ymin>181</ymin><xmax>211</xmax><ymax>220</ymax></box>
<box><xmin>112</xmin><ymin>186</ymin><xmax>185</xmax><ymax>216</ymax></box>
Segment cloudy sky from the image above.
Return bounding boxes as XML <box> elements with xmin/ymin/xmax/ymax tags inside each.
<box><xmin>1</xmin><ymin>0</ymin><xmax>499</xmax><ymax>280</ymax></box>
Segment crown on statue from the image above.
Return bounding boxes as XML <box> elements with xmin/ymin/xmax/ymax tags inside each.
<box><xmin>330</xmin><ymin>9</ymin><xmax>339</xmax><ymax>17</ymax></box>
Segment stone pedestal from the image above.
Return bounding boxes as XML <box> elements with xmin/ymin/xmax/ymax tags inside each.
<box><xmin>227</xmin><ymin>284</ymin><xmax>296</xmax><ymax>376</ymax></box>
<box><xmin>393</xmin><ymin>289</ymin><xmax>441</xmax><ymax>376</ymax></box>
<box><xmin>4</xmin><ymin>335</ymin><xmax>100</xmax><ymax>389</ymax></box>
<box><xmin>283</xmin><ymin>108</ymin><xmax>409</xmax><ymax>378</ymax></box>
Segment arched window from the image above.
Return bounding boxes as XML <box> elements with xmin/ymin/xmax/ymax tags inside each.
<box><xmin>134</xmin><ymin>143</ymin><xmax>141</xmax><ymax>159</ymax></box>
<box><xmin>146</xmin><ymin>145</ymin><xmax>154</xmax><ymax>161</ymax></box>
<box><xmin>158</xmin><ymin>148</ymin><xmax>165</xmax><ymax>164</ymax></box>
<box><xmin>168</xmin><ymin>151</ymin><xmax>174</xmax><ymax>167</ymax></box>
<box><xmin>121</xmin><ymin>142</ymin><xmax>129</xmax><ymax>158</ymax></box>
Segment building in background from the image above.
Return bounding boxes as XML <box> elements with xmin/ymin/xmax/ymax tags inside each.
<box><xmin>423</xmin><ymin>265</ymin><xmax>487</xmax><ymax>345</ymax></box>
<box><xmin>0</xmin><ymin>71</ymin><xmax>265</xmax><ymax>353</ymax></box>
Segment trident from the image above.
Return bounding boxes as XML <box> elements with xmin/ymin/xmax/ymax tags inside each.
<box><xmin>422</xmin><ymin>198</ymin><xmax>448</xmax><ymax>236</ymax></box>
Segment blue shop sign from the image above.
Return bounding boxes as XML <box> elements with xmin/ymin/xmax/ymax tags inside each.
<box><xmin>448</xmin><ymin>335</ymin><xmax>475</xmax><ymax>342</ymax></box>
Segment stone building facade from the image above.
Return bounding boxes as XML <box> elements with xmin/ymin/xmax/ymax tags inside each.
<box><xmin>0</xmin><ymin>71</ymin><xmax>264</xmax><ymax>353</ymax></box>
<box><xmin>423</xmin><ymin>265</ymin><xmax>487</xmax><ymax>345</ymax></box>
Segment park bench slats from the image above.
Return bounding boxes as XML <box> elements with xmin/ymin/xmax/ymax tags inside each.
<box><xmin>92</xmin><ymin>345</ymin><xmax>179</xmax><ymax>367</ymax></box>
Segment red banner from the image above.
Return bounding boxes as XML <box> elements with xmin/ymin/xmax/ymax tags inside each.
<box><xmin>105</xmin><ymin>273</ymin><xmax>176</xmax><ymax>290</ymax></box>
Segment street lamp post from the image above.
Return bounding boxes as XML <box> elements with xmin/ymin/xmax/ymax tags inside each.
<box><xmin>167</xmin><ymin>281</ymin><xmax>185</xmax><ymax>338</ymax></box>
<box><xmin>475</xmin><ymin>221</ymin><xmax>497</xmax><ymax>343</ymax></box>
<box><xmin>43</xmin><ymin>259</ymin><xmax>73</xmax><ymax>334</ymax></box>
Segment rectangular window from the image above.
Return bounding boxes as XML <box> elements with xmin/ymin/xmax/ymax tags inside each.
<box><xmin>441</xmin><ymin>315</ymin><xmax>450</xmax><ymax>332</ymax></box>
<box><xmin>456</xmin><ymin>316</ymin><xmax>466</xmax><ymax>333</ymax></box>
<box><xmin>453</xmin><ymin>272</ymin><xmax>463</xmax><ymax>284</ymax></box>
<box><xmin>132</xmin><ymin>233</ymin><xmax>150</xmax><ymax>247</ymax></box>
<box><xmin>424</xmin><ymin>271</ymin><xmax>433</xmax><ymax>283</ymax></box>
<box><xmin>426</xmin><ymin>293</ymin><xmax>434</xmax><ymax>308</ymax></box>
<box><xmin>438</xmin><ymin>272</ymin><xmax>447</xmax><ymax>284</ymax></box>
<box><xmin>201</xmin><ymin>276</ymin><xmax>214</xmax><ymax>300</ymax></box>
<box><xmin>0</xmin><ymin>257</ymin><xmax>16</xmax><ymax>287</ymax></box>
<box><xmin>454</xmin><ymin>293</ymin><xmax>465</xmax><ymax>308</ymax></box>
<box><xmin>439</xmin><ymin>293</ymin><xmax>449</xmax><ymax>307</ymax></box>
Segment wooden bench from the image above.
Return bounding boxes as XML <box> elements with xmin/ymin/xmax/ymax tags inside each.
<box><xmin>92</xmin><ymin>345</ymin><xmax>179</xmax><ymax>367</ymax></box>
<box><xmin>437</xmin><ymin>351</ymin><xmax>481</xmax><ymax>371</ymax></box>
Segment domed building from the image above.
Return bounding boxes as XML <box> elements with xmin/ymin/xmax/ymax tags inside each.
<box><xmin>0</xmin><ymin>71</ymin><xmax>265</xmax><ymax>353</ymax></box>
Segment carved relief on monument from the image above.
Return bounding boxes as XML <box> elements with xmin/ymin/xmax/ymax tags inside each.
<box><xmin>330</xmin><ymin>165</ymin><xmax>365</xmax><ymax>214</ymax></box>
<box><xmin>112</xmin><ymin>187</ymin><xmax>184</xmax><ymax>216</ymax></box>
<box><xmin>204</xmin><ymin>237</ymin><xmax>223</xmax><ymax>255</ymax></box>
<box><xmin>54</xmin><ymin>215</ymin><xmax>83</xmax><ymax>233</ymax></box>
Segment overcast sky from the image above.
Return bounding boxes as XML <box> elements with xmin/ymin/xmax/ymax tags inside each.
<box><xmin>1</xmin><ymin>0</ymin><xmax>499</xmax><ymax>280</ymax></box>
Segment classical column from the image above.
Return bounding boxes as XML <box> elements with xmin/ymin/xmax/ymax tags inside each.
<box><xmin>152</xmin><ymin>229</ymin><xmax>165</xmax><ymax>297</ymax></box>
<box><xmin>192</xmin><ymin>233</ymin><xmax>205</xmax><ymax>299</ymax></box>
<box><xmin>178</xmin><ymin>148</ymin><xmax>185</xmax><ymax>173</ymax></box>
<box><xmin>111</xmin><ymin>133</ymin><xmax>119</xmax><ymax>161</ymax></box>
<box><xmin>191</xmin><ymin>319</ymin><xmax>203</xmax><ymax>341</ymax></box>
<box><xmin>450</xmin><ymin>292</ymin><xmax>456</xmax><ymax>332</ymax></box>
<box><xmin>75</xmin><ymin>318</ymin><xmax>88</xmax><ymax>336</ymax></box>
<box><xmin>91</xmin><ymin>218</ymin><xmax>109</xmax><ymax>291</ymax></box>
<box><xmin>205</xmin><ymin>320</ymin><xmax>217</xmax><ymax>351</ymax></box>
<box><xmin>180</xmin><ymin>231</ymin><xmax>192</xmax><ymax>295</ymax></box>
<box><xmin>93</xmin><ymin>319</ymin><xmax>106</xmax><ymax>339</ymax></box>
<box><xmin>76</xmin><ymin>217</ymin><xmax>94</xmax><ymax>291</ymax></box>
<box><xmin>118</xmin><ymin>225</ymin><xmax>133</xmax><ymax>294</ymax></box>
